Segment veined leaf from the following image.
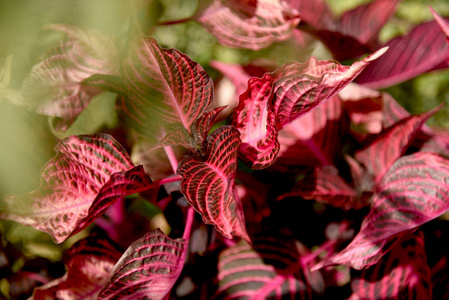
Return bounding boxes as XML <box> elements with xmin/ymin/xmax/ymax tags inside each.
<box><xmin>289</xmin><ymin>0</ymin><xmax>336</xmax><ymax>30</ymax></box>
<box><xmin>32</xmin><ymin>234</ymin><xmax>122</xmax><ymax>300</ymax></box>
<box><xmin>276</xmin><ymin>95</ymin><xmax>342</xmax><ymax>167</ymax></box>
<box><xmin>21</xmin><ymin>24</ymin><xmax>119</xmax><ymax>131</ymax></box>
<box><xmin>356</xmin><ymin>20</ymin><xmax>449</xmax><ymax>89</ymax></box>
<box><xmin>177</xmin><ymin>126</ymin><xmax>249</xmax><ymax>242</ymax></box>
<box><xmin>278</xmin><ymin>166</ymin><xmax>365</xmax><ymax>210</ymax></box>
<box><xmin>215</xmin><ymin>237</ymin><xmax>312</xmax><ymax>299</ymax></box>
<box><xmin>122</xmin><ymin>37</ymin><xmax>213</xmax><ymax>144</ymax></box>
<box><xmin>355</xmin><ymin>106</ymin><xmax>441</xmax><ymax>183</ymax></box>
<box><xmin>197</xmin><ymin>0</ymin><xmax>301</xmax><ymax>50</ymax></box>
<box><xmin>98</xmin><ymin>228</ymin><xmax>186</xmax><ymax>300</ymax></box>
<box><xmin>315</xmin><ymin>152</ymin><xmax>449</xmax><ymax>270</ymax></box>
<box><xmin>351</xmin><ymin>232</ymin><xmax>432</xmax><ymax>300</ymax></box>
<box><xmin>0</xmin><ymin>134</ymin><xmax>152</xmax><ymax>243</ymax></box>
<box><xmin>233</xmin><ymin>48</ymin><xmax>386</xmax><ymax>169</ymax></box>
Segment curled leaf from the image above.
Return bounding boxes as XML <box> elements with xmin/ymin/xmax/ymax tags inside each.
<box><xmin>98</xmin><ymin>228</ymin><xmax>186</xmax><ymax>300</ymax></box>
<box><xmin>177</xmin><ymin>126</ymin><xmax>249</xmax><ymax>242</ymax></box>
<box><xmin>233</xmin><ymin>48</ymin><xmax>386</xmax><ymax>169</ymax></box>
<box><xmin>197</xmin><ymin>0</ymin><xmax>301</xmax><ymax>50</ymax></box>
<box><xmin>0</xmin><ymin>134</ymin><xmax>152</xmax><ymax>243</ymax></box>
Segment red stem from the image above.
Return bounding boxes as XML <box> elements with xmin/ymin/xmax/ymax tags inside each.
<box><xmin>157</xmin><ymin>17</ymin><xmax>193</xmax><ymax>26</ymax></box>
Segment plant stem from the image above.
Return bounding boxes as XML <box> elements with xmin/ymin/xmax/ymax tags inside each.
<box><xmin>157</xmin><ymin>17</ymin><xmax>193</xmax><ymax>26</ymax></box>
<box><xmin>163</xmin><ymin>145</ymin><xmax>195</xmax><ymax>241</ymax></box>
<box><xmin>152</xmin><ymin>175</ymin><xmax>182</xmax><ymax>186</ymax></box>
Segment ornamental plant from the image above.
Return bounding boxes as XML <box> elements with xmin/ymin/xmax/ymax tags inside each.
<box><xmin>1</xmin><ymin>0</ymin><xmax>449</xmax><ymax>299</ymax></box>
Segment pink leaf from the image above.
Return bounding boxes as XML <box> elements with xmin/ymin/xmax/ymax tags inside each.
<box><xmin>21</xmin><ymin>24</ymin><xmax>119</xmax><ymax>131</ymax></box>
<box><xmin>430</xmin><ymin>7</ymin><xmax>449</xmax><ymax>40</ymax></box>
<box><xmin>215</xmin><ymin>236</ymin><xmax>313</xmax><ymax>299</ymax></box>
<box><xmin>0</xmin><ymin>134</ymin><xmax>152</xmax><ymax>243</ymax></box>
<box><xmin>356</xmin><ymin>20</ymin><xmax>449</xmax><ymax>89</ymax></box>
<box><xmin>197</xmin><ymin>0</ymin><xmax>301</xmax><ymax>50</ymax></box>
<box><xmin>276</xmin><ymin>95</ymin><xmax>343</xmax><ymax>167</ymax></box>
<box><xmin>98</xmin><ymin>228</ymin><xmax>186</xmax><ymax>300</ymax></box>
<box><xmin>288</xmin><ymin>0</ymin><xmax>336</xmax><ymax>30</ymax></box>
<box><xmin>339</xmin><ymin>0</ymin><xmax>402</xmax><ymax>47</ymax></box>
<box><xmin>177</xmin><ymin>126</ymin><xmax>249</xmax><ymax>242</ymax></box>
<box><xmin>278</xmin><ymin>166</ymin><xmax>365</xmax><ymax>210</ymax></box>
<box><xmin>122</xmin><ymin>37</ymin><xmax>213</xmax><ymax>143</ymax></box>
<box><xmin>315</xmin><ymin>152</ymin><xmax>449</xmax><ymax>270</ymax></box>
<box><xmin>232</xmin><ymin>48</ymin><xmax>386</xmax><ymax>169</ymax></box>
<box><xmin>351</xmin><ymin>232</ymin><xmax>432</xmax><ymax>300</ymax></box>
<box><xmin>355</xmin><ymin>106</ymin><xmax>441</xmax><ymax>183</ymax></box>
<box><xmin>32</xmin><ymin>234</ymin><xmax>122</xmax><ymax>300</ymax></box>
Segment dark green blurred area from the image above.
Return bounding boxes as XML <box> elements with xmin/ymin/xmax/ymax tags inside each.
<box><xmin>0</xmin><ymin>0</ymin><xmax>448</xmax><ymax>280</ymax></box>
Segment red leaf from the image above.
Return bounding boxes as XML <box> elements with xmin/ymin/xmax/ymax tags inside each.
<box><xmin>276</xmin><ymin>95</ymin><xmax>343</xmax><ymax>167</ymax></box>
<box><xmin>21</xmin><ymin>24</ymin><xmax>119</xmax><ymax>131</ymax></box>
<box><xmin>177</xmin><ymin>126</ymin><xmax>249</xmax><ymax>241</ymax></box>
<box><xmin>32</xmin><ymin>234</ymin><xmax>122</xmax><ymax>300</ymax></box>
<box><xmin>356</xmin><ymin>20</ymin><xmax>449</xmax><ymax>89</ymax></box>
<box><xmin>122</xmin><ymin>37</ymin><xmax>213</xmax><ymax>144</ymax></box>
<box><xmin>215</xmin><ymin>236</ymin><xmax>313</xmax><ymax>299</ymax></box>
<box><xmin>98</xmin><ymin>228</ymin><xmax>186</xmax><ymax>300</ymax></box>
<box><xmin>0</xmin><ymin>134</ymin><xmax>152</xmax><ymax>243</ymax></box>
<box><xmin>197</xmin><ymin>0</ymin><xmax>300</xmax><ymax>50</ymax></box>
<box><xmin>233</xmin><ymin>48</ymin><xmax>386</xmax><ymax>169</ymax></box>
<box><xmin>278</xmin><ymin>166</ymin><xmax>365</xmax><ymax>210</ymax></box>
<box><xmin>355</xmin><ymin>106</ymin><xmax>440</xmax><ymax>183</ymax></box>
<box><xmin>351</xmin><ymin>232</ymin><xmax>432</xmax><ymax>300</ymax></box>
<box><xmin>315</xmin><ymin>152</ymin><xmax>449</xmax><ymax>270</ymax></box>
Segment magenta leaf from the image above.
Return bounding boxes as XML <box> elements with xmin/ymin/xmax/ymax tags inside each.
<box><xmin>339</xmin><ymin>0</ymin><xmax>402</xmax><ymax>47</ymax></box>
<box><xmin>215</xmin><ymin>237</ymin><xmax>312</xmax><ymax>299</ymax></box>
<box><xmin>122</xmin><ymin>37</ymin><xmax>213</xmax><ymax>145</ymax></box>
<box><xmin>356</xmin><ymin>20</ymin><xmax>449</xmax><ymax>89</ymax></box>
<box><xmin>289</xmin><ymin>0</ymin><xmax>336</xmax><ymax>30</ymax></box>
<box><xmin>276</xmin><ymin>95</ymin><xmax>342</xmax><ymax>167</ymax></box>
<box><xmin>233</xmin><ymin>48</ymin><xmax>386</xmax><ymax>169</ymax></box>
<box><xmin>278</xmin><ymin>166</ymin><xmax>365</xmax><ymax>210</ymax></box>
<box><xmin>431</xmin><ymin>7</ymin><xmax>449</xmax><ymax>40</ymax></box>
<box><xmin>354</xmin><ymin>106</ymin><xmax>440</xmax><ymax>183</ymax></box>
<box><xmin>98</xmin><ymin>228</ymin><xmax>186</xmax><ymax>300</ymax></box>
<box><xmin>21</xmin><ymin>24</ymin><xmax>119</xmax><ymax>131</ymax></box>
<box><xmin>197</xmin><ymin>0</ymin><xmax>301</xmax><ymax>50</ymax></box>
<box><xmin>351</xmin><ymin>232</ymin><xmax>432</xmax><ymax>300</ymax></box>
<box><xmin>315</xmin><ymin>152</ymin><xmax>449</xmax><ymax>270</ymax></box>
<box><xmin>0</xmin><ymin>134</ymin><xmax>152</xmax><ymax>243</ymax></box>
<box><xmin>177</xmin><ymin>126</ymin><xmax>249</xmax><ymax>242</ymax></box>
<box><xmin>32</xmin><ymin>234</ymin><xmax>122</xmax><ymax>299</ymax></box>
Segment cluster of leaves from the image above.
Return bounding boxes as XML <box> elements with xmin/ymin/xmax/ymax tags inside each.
<box><xmin>1</xmin><ymin>0</ymin><xmax>449</xmax><ymax>299</ymax></box>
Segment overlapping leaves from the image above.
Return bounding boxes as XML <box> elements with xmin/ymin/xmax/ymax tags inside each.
<box><xmin>232</xmin><ymin>48</ymin><xmax>386</xmax><ymax>169</ymax></box>
<box><xmin>98</xmin><ymin>228</ymin><xmax>186</xmax><ymax>300</ymax></box>
<box><xmin>215</xmin><ymin>236</ymin><xmax>313</xmax><ymax>299</ymax></box>
<box><xmin>315</xmin><ymin>152</ymin><xmax>449</xmax><ymax>270</ymax></box>
<box><xmin>122</xmin><ymin>37</ymin><xmax>218</xmax><ymax>152</ymax></box>
<box><xmin>32</xmin><ymin>234</ymin><xmax>122</xmax><ymax>299</ymax></box>
<box><xmin>0</xmin><ymin>134</ymin><xmax>152</xmax><ymax>243</ymax></box>
<box><xmin>177</xmin><ymin>126</ymin><xmax>249</xmax><ymax>241</ymax></box>
<box><xmin>21</xmin><ymin>24</ymin><xmax>120</xmax><ymax>131</ymax></box>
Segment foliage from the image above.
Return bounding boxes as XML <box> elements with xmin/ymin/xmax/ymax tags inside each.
<box><xmin>1</xmin><ymin>0</ymin><xmax>449</xmax><ymax>299</ymax></box>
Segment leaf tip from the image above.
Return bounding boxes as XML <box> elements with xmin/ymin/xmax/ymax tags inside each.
<box><xmin>367</xmin><ymin>47</ymin><xmax>389</xmax><ymax>62</ymax></box>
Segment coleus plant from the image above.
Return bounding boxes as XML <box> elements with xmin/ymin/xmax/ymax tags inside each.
<box><xmin>1</xmin><ymin>0</ymin><xmax>449</xmax><ymax>299</ymax></box>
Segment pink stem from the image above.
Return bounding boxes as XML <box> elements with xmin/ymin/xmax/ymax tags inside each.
<box><xmin>163</xmin><ymin>146</ymin><xmax>195</xmax><ymax>241</ymax></box>
<box><xmin>300</xmin><ymin>239</ymin><xmax>338</xmax><ymax>267</ymax></box>
<box><xmin>152</xmin><ymin>175</ymin><xmax>182</xmax><ymax>186</ymax></box>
